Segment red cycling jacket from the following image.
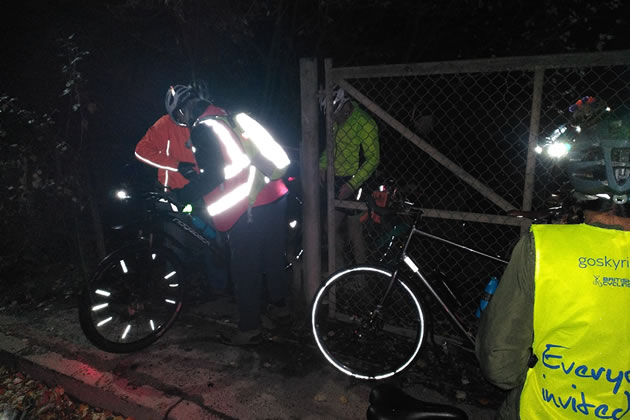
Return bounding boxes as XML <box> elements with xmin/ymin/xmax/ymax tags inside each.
<box><xmin>134</xmin><ymin>106</ymin><xmax>232</xmax><ymax>190</ymax></box>
<box><xmin>135</xmin><ymin>115</ymin><xmax>194</xmax><ymax>190</ymax></box>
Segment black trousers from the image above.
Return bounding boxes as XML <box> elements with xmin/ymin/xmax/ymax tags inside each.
<box><xmin>228</xmin><ymin>195</ymin><xmax>288</xmax><ymax>331</ymax></box>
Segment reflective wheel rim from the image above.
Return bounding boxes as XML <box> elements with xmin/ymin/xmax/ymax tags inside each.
<box><xmin>311</xmin><ymin>266</ymin><xmax>424</xmax><ymax>380</ymax></box>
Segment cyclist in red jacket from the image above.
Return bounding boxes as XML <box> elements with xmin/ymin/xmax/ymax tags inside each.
<box><xmin>135</xmin><ymin>103</ymin><xmax>196</xmax><ymax>191</ymax></box>
<box><xmin>135</xmin><ymin>83</ymin><xmax>229</xmax><ymax>292</ymax></box>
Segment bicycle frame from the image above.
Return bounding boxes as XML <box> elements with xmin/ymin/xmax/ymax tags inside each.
<box><xmin>377</xmin><ymin>213</ymin><xmax>508</xmax><ymax>348</ymax></box>
<box><xmin>121</xmin><ymin>191</ymin><xmax>220</xmax><ymax>257</ymax></box>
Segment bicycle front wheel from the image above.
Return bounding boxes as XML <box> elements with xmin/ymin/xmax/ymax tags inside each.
<box><xmin>78</xmin><ymin>241</ymin><xmax>185</xmax><ymax>353</ymax></box>
<box><xmin>311</xmin><ymin>265</ymin><xmax>425</xmax><ymax>380</ymax></box>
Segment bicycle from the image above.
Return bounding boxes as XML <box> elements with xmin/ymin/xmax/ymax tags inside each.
<box><xmin>79</xmin><ymin>180</ymin><xmax>303</xmax><ymax>353</ymax></box>
<box><xmin>310</xmin><ymin>199</ymin><xmax>509</xmax><ymax>380</ymax></box>
<box><xmin>78</xmin><ymin>188</ymin><xmax>228</xmax><ymax>353</ymax></box>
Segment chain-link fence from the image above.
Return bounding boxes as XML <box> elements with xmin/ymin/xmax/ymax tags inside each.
<box><xmin>320</xmin><ymin>50</ymin><xmax>630</xmax><ymax>342</ymax></box>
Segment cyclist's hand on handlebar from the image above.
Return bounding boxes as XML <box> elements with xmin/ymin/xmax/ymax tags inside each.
<box><xmin>178</xmin><ymin>161</ymin><xmax>198</xmax><ymax>180</ymax></box>
<box><xmin>153</xmin><ymin>186</ymin><xmax>185</xmax><ymax>210</ymax></box>
<box><xmin>173</xmin><ymin>188</ymin><xmax>193</xmax><ymax>208</ymax></box>
<box><xmin>173</xmin><ymin>175</ymin><xmax>212</xmax><ymax>207</ymax></box>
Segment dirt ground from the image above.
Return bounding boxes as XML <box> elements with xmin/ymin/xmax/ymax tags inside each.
<box><xmin>0</xmin><ymin>262</ymin><xmax>505</xmax><ymax>418</ymax></box>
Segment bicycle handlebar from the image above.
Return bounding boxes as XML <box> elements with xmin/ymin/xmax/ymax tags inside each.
<box><xmin>137</xmin><ymin>190</ymin><xmax>187</xmax><ymax>212</ymax></box>
<box><xmin>507</xmin><ymin>204</ymin><xmax>569</xmax><ymax>224</ymax></box>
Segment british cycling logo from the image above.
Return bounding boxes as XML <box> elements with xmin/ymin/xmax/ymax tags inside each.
<box><xmin>592</xmin><ymin>275</ymin><xmax>630</xmax><ymax>288</ymax></box>
<box><xmin>578</xmin><ymin>256</ymin><xmax>630</xmax><ymax>288</ymax></box>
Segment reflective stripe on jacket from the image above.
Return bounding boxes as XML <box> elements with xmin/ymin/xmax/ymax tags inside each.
<box><xmin>520</xmin><ymin>224</ymin><xmax>630</xmax><ymax>419</ymax></box>
<box><xmin>135</xmin><ymin>115</ymin><xmax>193</xmax><ymax>190</ymax></box>
<box><xmin>197</xmin><ymin>109</ymin><xmax>289</xmax><ymax>231</ymax></box>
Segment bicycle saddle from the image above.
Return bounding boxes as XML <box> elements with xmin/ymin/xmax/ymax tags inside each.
<box><xmin>366</xmin><ymin>384</ymin><xmax>469</xmax><ymax>420</ymax></box>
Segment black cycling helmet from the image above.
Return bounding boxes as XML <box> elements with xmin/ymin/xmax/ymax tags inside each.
<box><xmin>165</xmin><ymin>85</ymin><xmax>195</xmax><ymax>126</ymax></box>
<box><xmin>554</xmin><ymin>96</ymin><xmax>630</xmax><ymax>204</ymax></box>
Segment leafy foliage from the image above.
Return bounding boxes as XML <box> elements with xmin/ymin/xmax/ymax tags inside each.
<box><xmin>0</xmin><ymin>0</ymin><xmax>627</xmax><ymax>293</ymax></box>
<box><xmin>0</xmin><ymin>35</ymin><xmax>97</xmax><ymax>278</ymax></box>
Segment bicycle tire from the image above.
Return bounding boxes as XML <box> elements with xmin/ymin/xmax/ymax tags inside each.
<box><xmin>311</xmin><ymin>265</ymin><xmax>425</xmax><ymax>380</ymax></box>
<box><xmin>78</xmin><ymin>240</ymin><xmax>185</xmax><ymax>353</ymax></box>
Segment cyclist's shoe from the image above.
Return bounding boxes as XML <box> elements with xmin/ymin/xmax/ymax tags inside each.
<box><xmin>220</xmin><ymin>329</ymin><xmax>262</xmax><ymax>347</ymax></box>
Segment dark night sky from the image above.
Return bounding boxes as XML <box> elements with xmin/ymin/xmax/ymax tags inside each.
<box><xmin>2</xmin><ymin>1</ymin><xmax>629</xmax><ymax>191</ymax></box>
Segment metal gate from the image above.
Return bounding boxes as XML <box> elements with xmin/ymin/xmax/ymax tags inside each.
<box><xmin>315</xmin><ymin>50</ymin><xmax>630</xmax><ymax>341</ymax></box>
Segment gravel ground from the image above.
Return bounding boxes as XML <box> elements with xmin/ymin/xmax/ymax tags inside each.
<box><xmin>0</xmin><ymin>364</ymin><xmax>132</xmax><ymax>420</ymax></box>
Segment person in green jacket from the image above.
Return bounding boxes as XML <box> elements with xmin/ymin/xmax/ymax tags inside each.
<box><xmin>476</xmin><ymin>97</ymin><xmax>630</xmax><ymax>419</ymax></box>
<box><xmin>320</xmin><ymin>88</ymin><xmax>380</xmax><ymax>268</ymax></box>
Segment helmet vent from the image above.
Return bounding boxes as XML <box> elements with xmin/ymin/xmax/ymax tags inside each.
<box><xmin>612</xmin><ymin>148</ymin><xmax>630</xmax><ymax>185</ymax></box>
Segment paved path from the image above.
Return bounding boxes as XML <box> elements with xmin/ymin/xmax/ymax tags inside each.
<box><xmin>0</xmin><ymin>298</ymin><xmax>498</xmax><ymax>420</ymax></box>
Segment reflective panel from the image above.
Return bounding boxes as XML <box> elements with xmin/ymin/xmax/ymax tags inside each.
<box><xmin>97</xmin><ymin>317</ymin><xmax>113</xmax><ymax>327</ymax></box>
<box><xmin>121</xmin><ymin>324</ymin><xmax>131</xmax><ymax>340</ymax></box>
<box><xmin>234</xmin><ymin>113</ymin><xmax>290</xmax><ymax>169</ymax></box>
<box><xmin>207</xmin><ymin>166</ymin><xmax>256</xmax><ymax>216</ymax></box>
<box><xmin>403</xmin><ymin>255</ymin><xmax>419</xmax><ymax>273</ymax></box>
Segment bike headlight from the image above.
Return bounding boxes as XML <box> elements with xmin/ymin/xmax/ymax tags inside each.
<box><xmin>546</xmin><ymin>141</ymin><xmax>571</xmax><ymax>158</ymax></box>
<box><xmin>116</xmin><ymin>190</ymin><xmax>130</xmax><ymax>200</ymax></box>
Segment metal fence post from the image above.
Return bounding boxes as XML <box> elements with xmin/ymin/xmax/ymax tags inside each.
<box><xmin>324</xmin><ymin>58</ymin><xmax>336</xmax><ymax>276</ymax></box>
<box><xmin>522</xmin><ymin>67</ymin><xmax>544</xmax><ymax>234</ymax></box>
<box><xmin>299</xmin><ymin>57</ymin><xmax>321</xmax><ymax>305</ymax></box>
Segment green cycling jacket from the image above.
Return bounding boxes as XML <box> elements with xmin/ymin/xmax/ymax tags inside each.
<box><xmin>320</xmin><ymin>102</ymin><xmax>380</xmax><ymax>191</ymax></box>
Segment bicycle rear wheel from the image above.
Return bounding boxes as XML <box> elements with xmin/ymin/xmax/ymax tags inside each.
<box><xmin>311</xmin><ymin>265</ymin><xmax>425</xmax><ymax>380</ymax></box>
<box><xmin>78</xmin><ymin>241</ymin><xmax>185</xmax><ymax>353</ymax></box>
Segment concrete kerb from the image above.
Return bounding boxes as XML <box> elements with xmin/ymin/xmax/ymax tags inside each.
<box><xmin>0</xmin><ymin>332</ymin><xmax>219</xmax><ymax>420</ymax></box>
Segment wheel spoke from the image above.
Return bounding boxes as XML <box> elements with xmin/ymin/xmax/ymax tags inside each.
<box><xmin>79</xmin><ymin>242</ymin><xmax>184</xmax><ymax>353</ymax></box>
<box><xmin>96</xmin><ymin>316</ymin><xmax>113</xmax><ymax>327</ymax></box>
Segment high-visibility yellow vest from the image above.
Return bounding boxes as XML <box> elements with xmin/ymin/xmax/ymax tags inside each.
<box><xmin>520</xmin><ymin>224</ymin><xmax>630</xmax><ymax>419</ymax></box>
